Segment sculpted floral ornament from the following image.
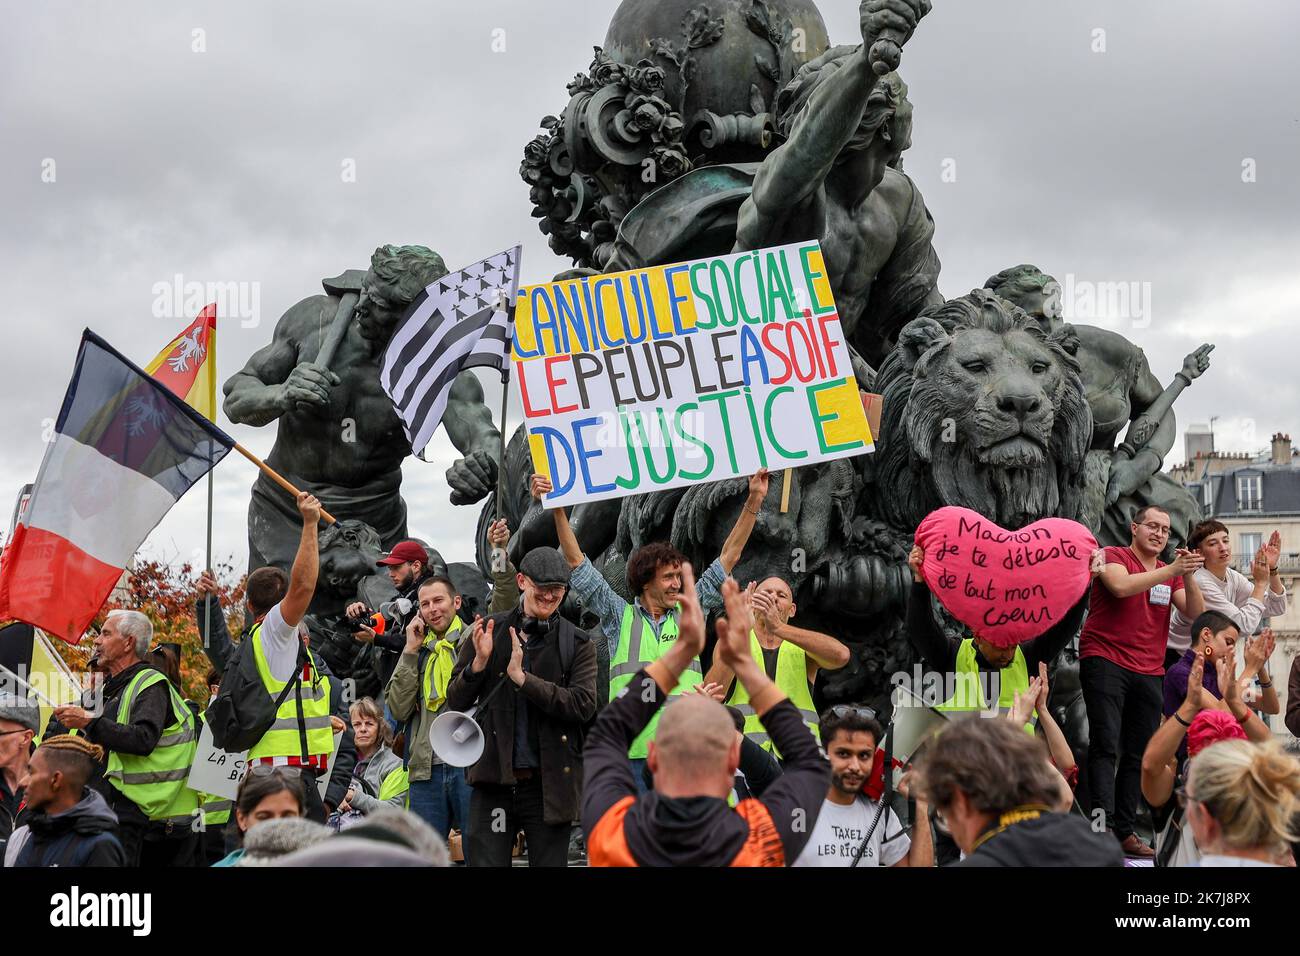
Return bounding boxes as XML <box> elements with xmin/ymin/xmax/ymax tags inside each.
<box><xmin>520</xmin><ymin>49</ymin><xmax>692</xmax><ymax>268</ymax></box>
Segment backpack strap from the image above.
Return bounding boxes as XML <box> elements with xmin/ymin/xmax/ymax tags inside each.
<box><xmin>294</xmin><ymin>643</ymin><xmax>312</xmax><ymax>761</ymax></box>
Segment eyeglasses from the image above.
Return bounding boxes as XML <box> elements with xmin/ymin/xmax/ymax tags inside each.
<box><xmin>828</xmin><ymin>704</ymin><xmax>878</xmax><ymax>721</ymax></box>
<box><xmin>246</xmin><ymin>765</ymin><xmax>303</xmax><ymax>781</ymax></box>
<box><xmin>1173</xmin><ymin>782</ymin><xmax>1202</xmax><ymax>810</ymax></box>
<box><xmin>0</xmin><ymin>728</ymin><xmax>32</xmax><ymax>738</ymax></box>
<box><xmin>1137</xmin><ymin>521</ymin><xmax>1171</xmax><ymax>537</ymax></box>
<box><xmin>526</xmin><ymin>581</ymin><xmax>567</xmax><ymax>600</ymax></box>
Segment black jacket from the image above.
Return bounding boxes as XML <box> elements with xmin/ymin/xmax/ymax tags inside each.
<box><xmin>445</xmin><ymin>607</ymin><xmax>597</xmax><ymax>824</ymax></box>
<box><xmin>367</xmin><ymin>576</ymin><xmax>427</xmax><ymax>687</ymax></box>
<box><xmin>582</xmin><ymin>668</ymin><xmax>829</xmax><ymax>866</ymax></box>
<box><xmin>957</xmin><ymin>812</ymin><xmax>1124</xmax><ymax>867</ymax></box>
<box><xmin>9</xmin><ymin>789</ymin><xmax>125</xmax><ymax>867</ymax></box>
<box><xmin>0</xmin><ymin>772</ymin><xmax>27</xmax><ymax>860</ymax></box>
<box><xmin>68</xmin><ymin>661</ymin><xmax>176</xmax><ymax>808</ymax></box>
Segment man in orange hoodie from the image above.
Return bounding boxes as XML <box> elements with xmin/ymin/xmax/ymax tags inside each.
<box><xmin>581</xmin><ymin>565</ymin><xmax>829</xmax><ymax>866</ymax></box>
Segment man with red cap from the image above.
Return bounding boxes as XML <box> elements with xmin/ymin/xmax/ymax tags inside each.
<box><xmin>347</xmin><ymin>540</ymin><xmax>436</xmax><ymax>689</ymax></box>
<box><xmin>1141</xmin><ymin>648</ymin><xmax>1269</xmax><ymax>866</ymax></box>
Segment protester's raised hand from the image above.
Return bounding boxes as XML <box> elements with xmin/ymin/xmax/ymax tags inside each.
<box><xmin>897</xmin><ymin>769</ymin><xmax>925</xmax><ymax>804</ymax></box>
<box><xmin>1245</xmin><ymin>627</ymin><xmax>1274</xmax><ymax>674</ymax></box>
<box><xmin>403</xmin><ymin>615</ymin><xmax>424</xmax><ymax>653</ymax></box>
<box><xmin>748</xmin><ymin>468</ymin><xmax>770</xmax><ymax>504</ymax></box>
<box><xmin>52</xmin><ymin>705</ymin><xmax>91</xmax><ymax>730</ymax></box>
<box><xmin>296</xmin><ymin>492</ymin><xmax>322</xmax><ymax>524</ymax></box>
<box><xmin>1183</xmin><ymin>652</ymin><xmax>1205</xmax><ymax>712</ymax></box>
<box><xmin>487</xmin><ymin>518</ymin><xmax>510</xmax><ymax>550</ymax></box>
<box><xmin>694</xmin><ymin>682</ymin><xmax>727</xmax><ymax>702</ymax></box>
<box><xmin>750</xmin><ymin>587</ymin><xmax>777</xmax><ymax>627</ymax></box>
<box><xmin>908</xmin><ymin>544</ymin><xmax>925</xmax><ymax>583</ymax></box>
<box><xmin>716</xmin><ymin>577</ymin><xmax>757</xmax><ymax>672</ymax></box>
<box><xmin>196</xmin><ymin>570</ymin><xmax>220</xmax><ymax>598</ymax></box>
<box><xmin>1170</xmin><ymin>548</ymin><xmax>1203</xmax><ymax>576</ymax></box>
<box><xmin>1035</xmin><ymin>661</ymin><xmax>1051</xmax><ymax>712</ymax></box>
<box><xmin>1251</xmin><ymin>547</ymin><xmax>1271</xmax><ymax>585</ymax></box>
<box><xmin>1265</xmin><ymin>531</ymin><xmax>1282</xmax><ymax>569</ymax></box>
<box><xmin>1217</xmin><ymin>651</ymin><xmax>1241</xmax><ymax>708</ymax></box>
<box><xmin>470</xmin><ymin>616</ymin><xmax>495</xmax><ymax>672</ymax></box>
<box><xmin>674</xmin><ymin>562</ymin><xmax>707</xmax><ymax>661</ymax></box>
<box><xmin>529</xmin><ymin>473</ymin><xmax>553</xmax><ymax>503</ymax></box>
<box><xmin>1089</xmin><ymin>549</ymin><xmax>1106</xmax><ymax>578</ymax></box>
<box><xmin>1007</xmin><ymin>684</ymin><xmax>1036</xmax><ymax>727</ymax></box>
<box><xmin>507</xmin><ymin>627</ymin><xmax>526</xmax><ymax>686</ymax></box>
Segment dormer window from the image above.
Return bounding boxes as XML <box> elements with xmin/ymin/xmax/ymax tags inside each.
<box><xmin>1237</xmin><ymin>474</ymin><xmax>1262</xmax><ymax>512</ymax></box>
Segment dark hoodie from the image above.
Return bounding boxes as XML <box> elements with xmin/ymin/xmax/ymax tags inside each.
<box><xmin>7</xmin><ymin>789</ymin><xmax>125</xmax><ymax>867</ymax></box>
<box><xmin>957</xmin><ymin>811</ymin><xmax>1124</xmax><ymax>867</ymax></box>
<box><xmin>582</xmin><ymin>666</ymin><xmax>829</xmax><ymax>867</ymax></box>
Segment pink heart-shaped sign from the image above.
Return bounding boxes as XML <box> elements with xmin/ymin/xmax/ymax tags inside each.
<box><xmin>914</xmin><ymin>506</ymin><xmax>1098</xmax><ymax>647</ymax></box>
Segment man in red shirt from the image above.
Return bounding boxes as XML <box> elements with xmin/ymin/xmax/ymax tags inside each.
<box><xmin>1080</xmin><ymin>505</ymin><xmax>1204</xmax><ymax>858</ymax></box>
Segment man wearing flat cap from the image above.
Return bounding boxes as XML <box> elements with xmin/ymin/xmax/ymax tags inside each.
<box><xmin>0</xmin><ymin>694</ymin><xmax>41</xmax><ymax>859</ymax></box>
<box><xmin>445</xmin><ymin>546</ymin><xmax>597</xmax><ymax>866</ymax></box>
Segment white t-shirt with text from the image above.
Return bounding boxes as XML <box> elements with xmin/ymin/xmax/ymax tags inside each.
<box><xmin>792</xmin><ymin>797</ymin><xmax>911</xmax><ymax>868</ymax></box>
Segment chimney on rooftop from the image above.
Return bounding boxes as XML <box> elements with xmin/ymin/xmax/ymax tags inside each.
<box><xmin>1272</xmin><ymin>433</ymin><xmax>1292</xmax><ymax>466</ymax></box>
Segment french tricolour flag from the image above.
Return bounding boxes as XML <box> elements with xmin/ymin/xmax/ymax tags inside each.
<box><xmin>0</xmin><ymin>330</ymin><xmax>235</xmax><ymax>642</ymax></box>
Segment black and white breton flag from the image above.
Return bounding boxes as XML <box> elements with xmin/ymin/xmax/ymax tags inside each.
<box><xmin>380</xmin><ymin>245</ymin><xmax>522</xmax><ymax>459</ymax></box>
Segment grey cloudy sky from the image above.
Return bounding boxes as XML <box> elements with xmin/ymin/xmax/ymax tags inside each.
<box><xmin>2</xmin><ymin>0</ymin><xmax>1297</xmax><ymax>576</ymax></box>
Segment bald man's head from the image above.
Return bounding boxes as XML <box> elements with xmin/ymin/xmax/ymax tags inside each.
<box><xmin>647</xmin><ymin>695</ymin><xmax>740</xmax><ymax>798</ymax></box>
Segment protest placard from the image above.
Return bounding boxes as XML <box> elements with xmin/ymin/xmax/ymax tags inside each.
<box><xmin>187</xmin><ymin>723</ymin><xmax>247</xmax><ymax>802</ymax></box>
<box><xmin>512</xmin><ymin>241</ymin><xmax>874</xmax><ymax>508</ymax></box>
<box><xmin>914</xmin><ymin>507</ymin><xmax>1098</xmax><ymax>647</ymax></box>
<box><xmin>187</xmin><ymin>727</ymin><xmax>342</xmax><ymax>803</ymax></box>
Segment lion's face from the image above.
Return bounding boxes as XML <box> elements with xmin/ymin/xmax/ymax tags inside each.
<box><xmin>936</xmin><ymin>327</ymin><xmax>1064</xmax><ymax>469</ymax></box>
<box><xmin>881</xmin><ymin>296</ymin><xmax>1091</xmax><ymax>530</ymax></box>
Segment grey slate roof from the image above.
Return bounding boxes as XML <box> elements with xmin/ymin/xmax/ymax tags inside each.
<box><xmin>1188</xmin><ymin>463</ymin><xmax>1300</xmax><ymax>517</ymax></box>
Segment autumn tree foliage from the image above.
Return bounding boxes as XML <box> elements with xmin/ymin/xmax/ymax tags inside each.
<box><xmin>89</xmin><ymin>559</ymin><xmax>246</xmax><ymax>704</ymax></box>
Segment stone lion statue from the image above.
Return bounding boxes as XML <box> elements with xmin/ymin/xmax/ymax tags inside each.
<box><xmin>868</xmin><ymin>289</ymin><xmax>1093</xmax><ymax>535</ymax></box>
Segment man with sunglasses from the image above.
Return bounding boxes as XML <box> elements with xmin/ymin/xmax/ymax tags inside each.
<box><xmin>445</xmin><ymin>546</ymin><xmax>597</xmax><ymax>866</ymax></box>
<box><xmin>1080</xmin><ymin>505</ymin><xmax>1205</xmax><ymax>859</ymax></box>
<box><xmin>792</xmin><ymin>704</ymin><xmax>932</xmax><ymax>867</ymax></box>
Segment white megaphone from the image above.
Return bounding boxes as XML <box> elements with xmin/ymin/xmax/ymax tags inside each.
<box><xmin>428</xmin><ymin>707</ymin><xmax>485</xmax><ymax>768</ymax></box>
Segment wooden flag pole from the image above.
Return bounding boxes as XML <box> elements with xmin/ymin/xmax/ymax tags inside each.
<box><xmin>203</xmin><ymin>453</ymin><xmax>214</xmax><ymax>649</ymax></box>
<box><xmin>780</xmin><ymin>467</ymin><xmax>793</xmax><ymax>513</ymax></box>
<box><xmin>232</xmin><ymin>442</ymin><xmax>337</xmax><ymax>524</ymax></box>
